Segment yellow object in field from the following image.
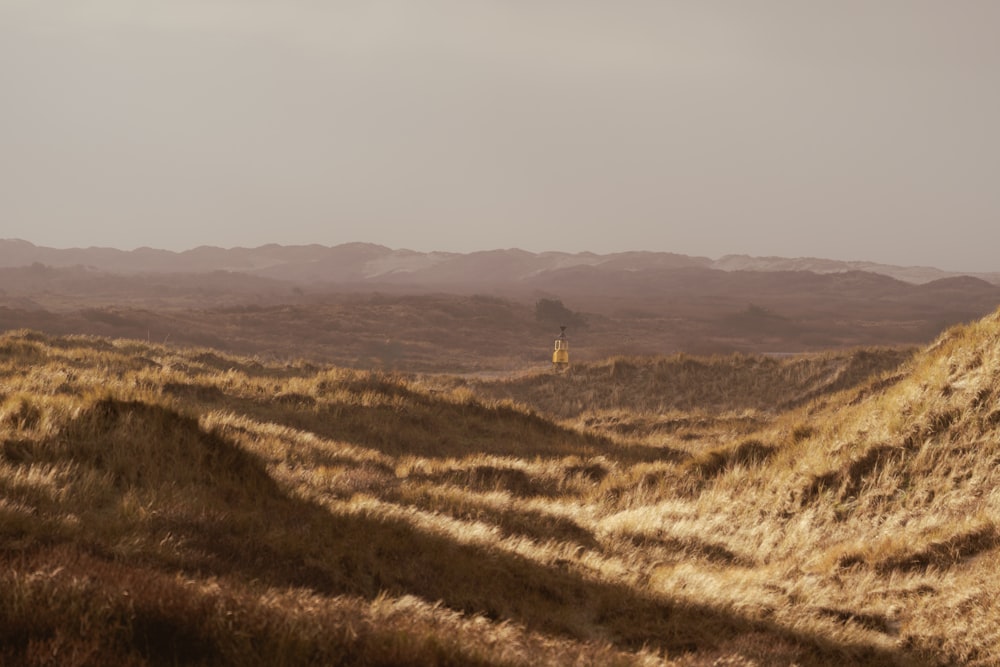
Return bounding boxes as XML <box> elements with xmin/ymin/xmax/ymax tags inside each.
<box><xmin>552</xmin><ymin>326</ymin><xmax>569</xmax><ymax>367</ymax></box>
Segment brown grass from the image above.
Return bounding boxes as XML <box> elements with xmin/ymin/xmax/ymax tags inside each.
<box><xmin>4</xmin><ymin>311</ymin><xmax>1000</xmax><ymax>664</ymax></box>
<box><xmin>467</xmin><ymin>347</ymin><xmax>913</xmax><ymax>420</ymax></box>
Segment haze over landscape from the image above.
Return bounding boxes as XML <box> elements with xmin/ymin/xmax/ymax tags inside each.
<box><xmin>3</xmin><ymin>1</ymin><xmax>1000</xmax><ymax>271</ymax></box>
<box><xmin>6</xmin><ymin>3</ymin><xmax>1000</xmax><ymax>666</ymax></box>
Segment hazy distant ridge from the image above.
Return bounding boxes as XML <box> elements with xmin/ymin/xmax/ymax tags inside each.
<box><xmin>2</xmin><ymin>239</ymin><xmax>997</xmax><ymax>286</ymax></box>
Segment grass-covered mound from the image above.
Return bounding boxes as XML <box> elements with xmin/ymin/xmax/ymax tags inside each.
<box><xmin>2</xmin><ymin>315</ymin><xmax>999</xmax><ymax>665</ymax></box>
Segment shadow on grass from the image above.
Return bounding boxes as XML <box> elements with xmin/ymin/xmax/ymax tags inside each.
<box><xmin>164</xmin><ymin>379</ymin><xmax>680</xmax><ymax>464</ymax></box>
<box><xmin>6</xmin><ymin>397</ymin><xmax>921</xmax><ymax>666</ymax></box>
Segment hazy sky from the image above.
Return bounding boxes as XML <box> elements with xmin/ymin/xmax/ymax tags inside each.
<box><xmin>2</xmin><ymin>1</ymin><xmax>999</xmax><ymax>270</ymax></box>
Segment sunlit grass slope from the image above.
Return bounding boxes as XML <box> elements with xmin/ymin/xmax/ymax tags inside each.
<box><xmin>0</xmin><ymin>312</ymin><xmax>997</xmax><ymax>665</ymax></box>
<box><xmin>471</xmin><ymin>347</ymin><xmax>913</xmax><ymax>419</ymax></box>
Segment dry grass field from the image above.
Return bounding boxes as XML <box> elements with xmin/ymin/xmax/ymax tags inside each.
<box><xmin>3</xmin><ymin>308</ymin><xmax>1000</xmax><ymax>664</ymax></box>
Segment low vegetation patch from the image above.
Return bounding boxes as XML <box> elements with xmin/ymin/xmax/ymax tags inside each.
<box><xmin>3</xmin><ymin>314</ymin><xmax>1000</xmax><ymax>664</ymax></box>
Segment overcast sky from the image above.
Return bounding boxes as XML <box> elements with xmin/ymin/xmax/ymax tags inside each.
<box><xmin>1</xmin><ymin>1</ymin><xmax>998</xmax><ymax>270</ymax></box>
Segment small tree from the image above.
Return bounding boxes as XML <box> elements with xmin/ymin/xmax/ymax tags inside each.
<box><xmin>535</xmin><ymin>298</ymin><xmax>586</xmax><ymax>328</ymax></box>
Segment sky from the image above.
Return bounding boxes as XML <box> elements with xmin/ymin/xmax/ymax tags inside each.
<box><xmin>1</xmin><ymin>1</ymin><xmax>999</xmax><ymax>271</ymax></box>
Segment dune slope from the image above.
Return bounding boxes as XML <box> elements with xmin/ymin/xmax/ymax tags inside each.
<box><xmin>2</xmin><ymin>313</ymin><xmax>1000</xmax><ymax>664</ymax></box>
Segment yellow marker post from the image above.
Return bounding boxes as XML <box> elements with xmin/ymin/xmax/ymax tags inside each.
<box><xmin>552</xmin><ymin>326</ymin><xmax>569</xmax><ymax>370</ymax></box>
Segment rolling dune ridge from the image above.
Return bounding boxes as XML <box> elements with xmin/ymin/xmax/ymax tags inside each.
<box><xmin>2</xmin><ymin>308</ymin><xmax>1000</xmax><ymax>663</ymax></box>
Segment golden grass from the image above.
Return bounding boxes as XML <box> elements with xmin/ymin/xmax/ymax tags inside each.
<box><xmin>468</xmin><ymin>347</ymin><xmax>913</xmax><ymax>420</ymax></box>
<box><xmin>2</xmin><ymin>313</ymin><xmax>1000</xmax><ymax>664</ymax></box>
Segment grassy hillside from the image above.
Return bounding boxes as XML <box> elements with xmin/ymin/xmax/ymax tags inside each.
<box><xmin>2</xmin><ymin>313</ymin><xmax>1000</xmax><ymax>664</ymax></box>
<box><xmin>469</xmin><ymin>347</ymin><xmax>914</xmax><ymax>420</ymax></box>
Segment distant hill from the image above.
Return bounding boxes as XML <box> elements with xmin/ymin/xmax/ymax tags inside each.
<box><xmin>711</xmin><ymin>254</ymin><xmax>990</xmax><ymax>284</ymax></box>
<box><xmin>4</xmin><ymin>239</ymin><xmax>997</xmax><ymax>286</ymax></box>
<box><xmin>2</xmin><ymin>240</ymin><xmax>999</xmax><ymax>366</ymax></box>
